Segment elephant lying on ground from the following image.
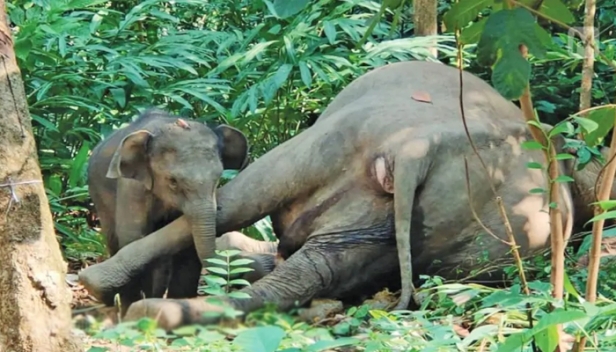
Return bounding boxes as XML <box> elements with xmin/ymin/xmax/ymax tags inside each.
<box><xmin>86</xmin><ymin>109</ymin><xmax>249</xmax><ymax>312</ymax></box>
<box><xmin>79</xmin><ymin>60</ymin><xmax>616</xmax><ymax>330</ymax></box>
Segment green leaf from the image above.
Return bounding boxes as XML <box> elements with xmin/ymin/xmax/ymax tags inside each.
<box><xmin>548</xmin><ymin>121</ymin><xmax>574</xmax><ymax>137</ymax></box>
<box><xmin>323</xmin><ymin>21</ymin><xmax>337</xmax><ymax>44</ymax></box>
<box><xmin>491</xmin><ymin>48</ymin><xmax>530</xmax><ymax>100</ymax></box>
<box><xmin>228</xmin><ymin>279</ymin><xmax>251</xmax><ymax>286</ymax></box>
<box><xmin>586</xmin><ymin>210</ymin><xmax>616</xmax><ymax>225</ymax></box>
<box><xmin>526</xmin><ymin>162</ymin><xmax>543</xmax><ymax>169</ymax></box>
<box><xmin>229</xmin><ymin>258</ymin><xmax>255</xmax><ymax>266</ymax></box>
<box><xmin>534</xmin><ymin>324</ymin><xmax>559</xmax><ymax>352</ymax></box>
<box><xmin>574</xmin><ymin>116</ymin><xmax>600</xmax><ymax>135</ymax></box>
<box><xmin>443</xmin><ymin>0</ymin><xmax>494</xmax><ymax>31</ymax></box>
<box><xmin>529</xmin><ymin>188</ymin><xmax>546</xmax><ymax>194</ymax></box>
<box><xmin>539</xmin><ymin>0</ymin><xmax>575</xmax><ymax>24</ymax></box>
<box><xmin>459</xmin><ymin>17</ymin><xmax>488</xmax><ymax>45</ymax></box>
<box><xmin>233</xmin><ymin>326</ymin><xmax>285</xmax><ymax>352</ymax></box>
<box><xmin>581</xmin><ymin>106</ymin><xmax>616</xmax><ymax>147</ymax></box>
<box><xmin>305</xmin><ymin>338</ymin><xmax>361</xmax><ymax>352</ymax></box>
<box><xmin>477</xmin><ymin>8</ymin><xmax>547</xmax><ymax>99</ymax></box>
<box><xmin>86</xmin><ymin>347</ymin><xmax>109</xmax><ymax>352</ymax></box>
<box><xmin>299</xmin><ymin>61</ymin><xmax>312</xmax><ymax>88</ymax></box>
<box><xmin>230</xmin><ymin>267</ymin><xmax>255</xmax><ymax>275</ymax></box>
<box><xmin>496</xmin><ymin>309</ymin><xmax>587</xmax><ymax>352</ymax></box>
<box><xmin>271</xmin><ymin>0</ymin><xmax>310</xmax><ymax>19</ymax></box>
<box><xmin>204</xmin><ymin>275</ymin><xmax>228</xmax><ymax>286</ymax></box>
<box><xmin>206</xmin><ymin>267</ymin><xmax>228</xmax><ymax>275</ymax></box>
<box><xmin>521</xmin><ymin>140</ymin><xmax>544</xmax><ymax>150</ymax></box>
<box><xmin>205</xmin><ymin>258</ymin><xmax>228</xmax><ymax>266</ymax></box>
<box><xmin>110</xmin><ymin>88</ymin><xmax>126</xmax><ymax>108</ymax></box>
<box><xmin>555</xmin><ymin>153</ymin><xmax>575</xmax><ymax>160</ymax></box>
<box><xmin>553</xmin><ymin>175</ymin><xmax>574</xmax><ymax>183</ymax></box>
<box><xmin>227</xmin><ymin>291</ymin><xmax>252</xmax><ymax>299</ymax></box>
<box><xmin>68</xmin><ymin>142</ymin><xmax>90</xmax><ymax>189</ymax></box>
<box><xmin>593</xmin><ymin>200</ymin><xmax>616</xmax><ymax>211</ymax></box>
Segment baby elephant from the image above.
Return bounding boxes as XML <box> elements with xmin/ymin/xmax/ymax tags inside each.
<box><xmin>86</xmin><ymin>108</ymin><xmax>249</xmax><ymax>313</ymax></box>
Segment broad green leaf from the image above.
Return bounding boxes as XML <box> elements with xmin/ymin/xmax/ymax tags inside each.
<box><xmin>459</xmin><ymin>17</ymin><xmax>487</xmax><ymax>45</ymax></box>
<box><xmin>539</xmin><ymin>0</ymin><xmax>575</xmax><ymax>24</ymax></box>
<box><xmin>110</xmin><ymin>88</ymin><xmax>126</xmax><ymax>108</ymax></box>
<box><xmin>526</xmin><ymin>162</ymin><xmax>543</xmax><ymax>169</ymax></box>
<box><xmin>529</xmin><ymin>188</ymin><xmax>546</xmax><ymax>194</ymax></box>
<box><xmin>299</xmin><ymin>61</ymin><xmax>312</xmax><ymax>88</ymax></box>
<box><xmin>548</xmin><ymin>121</ymin><xmax>574</xmax><ymax>137</ymax></box>
<box><xmin>534</xmin><ymin>324</ymin><xmax>559</xmax><ymax>352</ymax></box>
<box><xmin>272</xmin><ymin>0</ymin><xmax>310</xmax><ymax>19</ymax></box>
<box><xmin>477</xmin><ymin>8</ymin><xmax>547</xmax><ymax>98</ymax></box>
<box><xmin>443</xmin><ymin>0</ymin><xmax>494</xmax><ymax>31</ymax></box>
<box><xmin>68</xmin><ymin>142</ymin><xmax>90</xmax><ymax>189</ymax></box>
<box><xmin>574</xmin><ymin>116</ymin><xmax>600</xmax><ymax>135</ymax></box>
<box><xmin>581</xmin><ymin>106</ymin><xmax>616</xmax><ymax>147</ymax></box>
<box><xmin>323</xmin><ymin>21</ymin><xmax>337</xmax><ymax>44</ymax></box>
<box><xmin>233</xmin><ymin>326</ymin><xmax>285</xmax><ymax>352</ymax></box>
<box><xmin>491</xmin><ymin>46</ymin><xmax>531</xmax><ymax>100</ymax></box>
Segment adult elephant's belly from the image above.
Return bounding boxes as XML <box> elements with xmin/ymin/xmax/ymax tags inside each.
<box><xmin>271</xmin><ymin>179</ymin><xmax>395</xmax><ymax>260</ymax></box>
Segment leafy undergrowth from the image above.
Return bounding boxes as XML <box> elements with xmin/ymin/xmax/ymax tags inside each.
<box><xmin>73</xmin><ymin>249</ymin><xmax>616</xmax><ymax>352</ymax></box>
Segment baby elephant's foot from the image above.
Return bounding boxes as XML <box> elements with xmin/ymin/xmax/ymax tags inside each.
<box><xmin>79</xmin><ymin>263</ymin><xmax>122</xmax><ymax>306</ymax></box>
<box><xmin>123</xmin><ymin>297</ymin><xmax>232</xmax><ymax>331</ymax></box>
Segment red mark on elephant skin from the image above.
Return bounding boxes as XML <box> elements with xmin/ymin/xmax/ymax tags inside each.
<box><xmin>175</xmin><ymin>118</ymin><xmax>191</xmax><ymax>129</ymax></box>
<box><xmin>411</xmin><ymin>91</ymin><xmax>432</xmax><ymax>104</ymax></box>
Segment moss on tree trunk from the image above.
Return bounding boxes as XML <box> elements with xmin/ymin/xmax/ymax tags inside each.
<box><xmin>0</xmin><ymin>2</ymin><xmax>80</xmax><ymax>351</ymax></box>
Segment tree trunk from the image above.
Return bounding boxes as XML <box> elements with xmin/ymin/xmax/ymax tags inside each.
<box><xmin>0</xmin><ymin>2</ymin><xmax>80</xmax><ymax>351</ymax></box>
<box><xmin>413</xmin><ymin>0</ymin><xmax>438</xmax><ymax>58</ymax></box>
<box><xmin>578</xmin><ymin>0</ymin><xmax>596</xmax><ymax>118</ymax></box>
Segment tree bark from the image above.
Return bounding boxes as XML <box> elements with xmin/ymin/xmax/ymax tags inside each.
<box><xmin>0</xmin><ymin>2</ymin><xmax>80</xmax><ymax>351</ymax></box>
<box><xmin>579</xmin><ymin>0</ymin><xmax>596</xmax><ymax>116</ymax></box>
<box><xmin>413</xmin><ymin>0</ymin><xmax>438</xmax><ymax>58</ymax></box>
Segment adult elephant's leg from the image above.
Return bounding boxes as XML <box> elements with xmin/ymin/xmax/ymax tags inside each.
<box><xmin>124</xmin><ymin>234</ymin><xmax>398</xmax><ymax>330</ymax></box>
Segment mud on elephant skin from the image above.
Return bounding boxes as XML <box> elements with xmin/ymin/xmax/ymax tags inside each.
<box><xmin>86</xmin><ymin>108</ymin><xmax>249</xmax><ymax>310</ymax></box>
<box><xmin>81</xmin><ymin>60</ymin><xmax>616</xmax><ymax>330</ymax></box>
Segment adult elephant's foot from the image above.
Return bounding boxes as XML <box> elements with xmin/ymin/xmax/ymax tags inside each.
<box><xmin>124</xmin><ymin>297</ymin><xmax>228</xmax><ymax>330</ymax></box>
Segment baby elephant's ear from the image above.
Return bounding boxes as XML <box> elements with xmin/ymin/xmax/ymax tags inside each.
<box><xmin>215</xmin><ymin>125</ymin><xmax>249</xmax><ymax>170</ymax></box>
<box><xmin>106</xmin><ymin>130</ymin><xmax>155</xmax><ymax>190</ymax></box>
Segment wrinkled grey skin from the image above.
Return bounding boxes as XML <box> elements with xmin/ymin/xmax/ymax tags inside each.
<box><xmin>80</xmin><ymin>61</ymin><xmax>616</xmax><ymax>330</ymax></box>
<box><xmin>86</xmin><ymin>109</ymin><xmax>248</xmax><ymax>311</ymax></box>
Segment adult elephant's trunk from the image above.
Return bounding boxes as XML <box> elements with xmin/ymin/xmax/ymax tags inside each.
<box><xmin>186</xmin><ymin>197</ymin><xmax>218</xmax><ymax>265</ymax></box>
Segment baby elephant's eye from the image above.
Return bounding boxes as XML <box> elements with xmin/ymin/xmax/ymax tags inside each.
<box><xmin>168</xmin><ymin>177</ymin><xmax>178</xmax><ymax>189</ymax></box>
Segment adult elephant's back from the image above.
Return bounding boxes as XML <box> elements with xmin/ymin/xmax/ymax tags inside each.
<box><xmin>314</xmin><ymin>60</ymin><xmax>523</xmax><ymax>125</ymax></box>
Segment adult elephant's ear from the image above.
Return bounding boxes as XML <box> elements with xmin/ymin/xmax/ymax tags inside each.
<box><xmin>216</xmin><ymin>125</ymin><xmax>249</xmax><ymax>170</ymax></box>
<box><xmin>106</xmin><ymin>130</ymin><xmax>155</xmax><ymax>190</ymax></box>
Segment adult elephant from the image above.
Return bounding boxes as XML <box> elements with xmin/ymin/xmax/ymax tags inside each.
<box><xmin>80</xmin><ymin>60</ymin><xmax>614</xmax><ymax>330</ymax></box>
<box><xmin>86</xmin><ymin>109</ymin><xmax>248</xmax><ymax>312</ymax></box>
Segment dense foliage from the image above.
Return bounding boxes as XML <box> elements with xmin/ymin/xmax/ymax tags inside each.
<box><xmin>6</xmin><ymin>0</ymin><xmax>616</xmax><ymax>350</ymax></box>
